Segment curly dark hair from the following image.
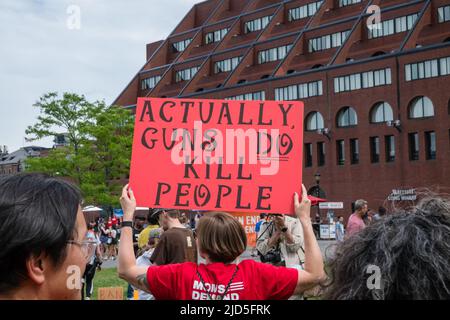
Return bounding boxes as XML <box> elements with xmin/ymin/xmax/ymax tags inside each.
<box><xmin>323</xmin><ymin>195</ymin><xmax>450</xmax><ymax>300</ymax></box>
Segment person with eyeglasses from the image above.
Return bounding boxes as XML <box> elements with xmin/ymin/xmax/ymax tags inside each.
<box><xmin>0</xmin><ymin>173</ymin><xmax>95</xmax><ymax>300</ymax></box>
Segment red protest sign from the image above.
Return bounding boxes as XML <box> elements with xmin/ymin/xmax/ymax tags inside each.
<box><xmin>129</xmin><ymin>98</ymin><xmax>304</xmax><ymax>214</ymax></box>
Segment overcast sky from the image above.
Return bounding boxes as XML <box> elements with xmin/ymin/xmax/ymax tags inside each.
<box><xmin>0</xmin><ymin>0</ymin><xmax>199</xmax><ymax>152</ymax></box>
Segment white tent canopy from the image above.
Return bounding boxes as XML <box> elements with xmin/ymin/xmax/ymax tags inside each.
<box><xmin>82</xmin><ymin>205</ymin><xmax>103</xmax><ymax>212</ymax></box>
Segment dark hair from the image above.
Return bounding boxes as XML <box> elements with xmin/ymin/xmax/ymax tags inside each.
<box><xmin>147</xmin><ymin>208</ymin><xmax>160</xmax><ymax>225</ymax></box>
<box><xmin>324</xmin><ymin>196</ymin><xmax>450</xmax><ymax>299</ymax></box>
<box><xmin>196</xmin><ymin>212</ymin><xmax>246</xmax><ymax>264</ymax></box>
<box><xmin>259</xmin><ymin>213</ymin><xmax>267</xmax><ymax>219</ymax></box>
<box><xmin>0</xmin><ymin>173</ymin><xmax>82</xmax><ymax>294</ymax></box>
<box><xmin>378</xmin><ymin>206</ymin><xmax>387</xmax><ymax>216</ymax></box>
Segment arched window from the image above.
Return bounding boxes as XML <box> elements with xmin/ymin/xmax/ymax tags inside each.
<box><xmin>409</xmin><ymin>96</ymin><xmax>434</xmax><ymax>119</ymax></box>
<box><xmin>370</xmin><ymin>102</ymin><xmax>394</xmax><ymax>123</ymax></box>
<box><xmin>305</xmin><ymin>112</ymin><xmax>325</xmax><ymax>131</ymax></box>
<box><xmin>337</xmin><ymin>107</ymin><xmax>358</xmax><ymax>127</ymax></box>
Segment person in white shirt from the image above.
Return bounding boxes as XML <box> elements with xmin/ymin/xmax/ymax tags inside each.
<box><xmin>134</xmin><ymin>228</ymin><xmax>163</xmax><ymax>300</ymax></box>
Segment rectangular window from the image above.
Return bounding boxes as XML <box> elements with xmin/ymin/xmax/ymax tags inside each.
<box><xmin>370</xmin><ymin>136</ymin><xmax>380</xmax><ymax>163</ymax></box>
<box><xmin>214</xmin><ymin>56</ymin><xmax>242</xmax><ymax>74</ymax></box>
<box><xmin>172</xmin><ymin>38</ymin><xmax>192</xmax><ymax>53</ymax></box>
<box><xmin>335</xmin><ymin>68</ymin><xmax>391</xmax><ymax>93</ymax></box>
<box><xmin>438</xmin><ymin>6</ymin><xmax>450</xmax><ymax>23</ymax></box>
<box><xmin>337</xmin><ymin>140</ymin><xmax>345</xmax><ymax>166</ymax></box>
<box><xmin>226</xmin><ymin>91</ymin><xmax>266</xmax><ymax>101</ymax></box>
<box><xmin>257</xmin><ymin>44</ymin><xmax>292</xmax><ymax>64</ymax></box>
<box><xmin>369</xmin><ymin>14</ymin><xmax>418</xmax><ymax>39</ymax></box>
<box><xmin>141</xmin><ymin>75</ymin><xmax>162</xmax><ymax>90</ymax></box>
<box><xmin>425</xmin><ymin>131</ymin><xmax>436</xmax><ymax>160</ymax></box>
<box><xmin>440</xmin><ymin>57</ymin><xmax>450</xmax><ymax>76</ymax></box>
<box><xmin>244</xmin><ymin>15</ymin><xmax>272</xmax><ymax>34</ymax></box>
<box><xmin>305</xmin><ymin>143</ymin><xmax>313</xmax><ymax>167</ymax></box>
<box><xmin>409</xmin><ymin>132</ymin><xmax>419</xmax><ymax>161</ymax></box>
<box><xmin>175</xmin><ymin>66</ymin><xmax>199</xmax><ymax>83</ymax></box>
<box><xmin>308</xmin><ymin>30</ymin><xmax>349</xmax><ymax>53</ymax></box>
<box><xmin>350</xmin><ymin>138</ymin><xmax>359</xmax><ymax>164</ymax></box>
<box><xmin>288</xmin><ymin>1</ymin><xmax>323</xmax><ymax>22</ymax></box>
<box><xmin>385</xmin><ymin>135</ymin><xmax>395</xmax><ymax>162</ymax></box>
<box><xmin>205</xmin><ymin>28</ymin><xmax>229</xmax><ymax>44</ymax></box>
<box><xmin>275</xmin><ymin>80</ymin><xmax>323</xmax><ymax>101</ymax></box>
<box><xmin>317</xmin><ymin>142</ymin><xmax>325</xmax><ymax>167</ymax></box>
<box><xmin>339</xmin><ymin>0</ymin><xmax>362</xmax><ymax>7</ymax></box>
<box><xmin>405</xmin><ymin>57</ymin><xmax>449</xmax><ymax>81</ymax></box>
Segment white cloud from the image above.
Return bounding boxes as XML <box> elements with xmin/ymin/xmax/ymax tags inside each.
<box><xmin>0</xmin><ymin>0</ymin><xmax>200</xmax><ymax>152</ymax></box>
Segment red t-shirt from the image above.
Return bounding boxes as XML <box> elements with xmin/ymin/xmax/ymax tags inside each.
<box><xmin>146</xmin><ymin>259</ymin><xmax>298</xmax><ymax>300</ymax></box>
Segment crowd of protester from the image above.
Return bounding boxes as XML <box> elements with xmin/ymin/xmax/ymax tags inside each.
<box><xmin>0</xmin><ymin>172</ymin><xmax>449</xmax><ymax>300</ymax></box>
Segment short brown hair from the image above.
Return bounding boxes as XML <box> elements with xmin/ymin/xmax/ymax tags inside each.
<box><xmin>196</xmin><ymin>212</ymin><xmax>247</xmax><ymax>263</ymax></box>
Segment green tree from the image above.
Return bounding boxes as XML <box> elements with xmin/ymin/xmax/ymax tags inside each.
<box><xmin>25</xmin><ymin>92</ymin><xmax>134</xmax><ymax>207</ymax></box>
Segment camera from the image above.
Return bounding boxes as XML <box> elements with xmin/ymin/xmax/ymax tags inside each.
<box><xmin>259</xmin><ymin>249</ymin><xmax>282</xmax><ymax>264</ymax></box>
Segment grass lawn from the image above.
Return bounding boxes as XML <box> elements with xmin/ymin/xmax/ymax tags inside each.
<box><xmin>91</xmin><ymin>268</ymin><xmax>129</xmax><ymax>300</ymax></box>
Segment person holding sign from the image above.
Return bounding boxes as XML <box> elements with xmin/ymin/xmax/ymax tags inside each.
<box><xmin>117</xmin><ymin>184</ymin><xmax>325</xmax><ymax>300</ymax></box>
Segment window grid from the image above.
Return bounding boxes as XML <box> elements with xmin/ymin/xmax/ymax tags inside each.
<box><xmin>175</xmin><ymin>66</ymin><xmax>199</xmax><ymax>83</ymax></box>
<box><xmin>337</xmin><ymin>107</ymin><xmax>358</xmax><ymax>127</ymax></box>
<box><xmin>305</xmin><ymin>143</ymin><xmax>313</xmax><ymax>167</ymax></box>
<box><xmin>317</xmin><ymin>142</ymin><xmax>326</xmax><ymax>167</ymax></box>
<box><xmin>305</xmin><ymin>112</ymin><xmax>325</xmax><ymax>131</ymax></box>
<box><xmin>405</xmin><ymin>56</ymin><xmax>450</xmax><ymax>81</ymax></box>
<box><xmin>385</xmin><ymin>135</ymin><xmax>395</xmax><ymax>162</ymax></box>
<box><xmin>172</xmin><ymin>38</ymin><xmax>192</xmax><ymax>53</ymax></box>
<box><xmin>370</xmin><ymin>136</ymin><xmax>380</xmax><ymax>163</ymax></box>
<box><xmin>141</xmin><ymin>75</ymin><xmax>162</xmax><ymax>90</ymax></box>
<box><xmin>350</xmin><ymin>138</ymin><xmax>359</xmax><ymax>164</ymax></box>
<box><xmin>334</xmin><ymin>68</ymin><xmax>392</xmax><ymax>93</ymax></box>
<box><xmin>368</xmin><ymin>13</ymin><xmax>418</xmax><ymax>39</ymax></box>
<box><xmin>214</xmin><ymin>56</ymin><xmax>242</xmax><ymax>74</ymax></box>
<box><xmin>275</xmin><ymin>80</ymin><xmax>323</xmax><ymax>100</ymax></box>
<box><xmin>258</xmin><ymin>44</ymin><xmax>293</xmax><ymax>64</ymax></box>
<box><xmin>205</xmin><ymin>28</ymin><xmax>229</xmax><ymax>44</ymax></box>
<box><xmin>409</xmin><ymin>133</ymin><xmax>419</xmax><ymax>161</ymax></box>
<box><xmin>409</xmin><ymin>97</ymin><xmax>435</xmax><ymax>119</ymax></box>
<box><xmin>225</xmin><ymin>91</ymin><xmax>266</xmax><ymax>101</ymax></box>
<box><xmin>371</xmin><ymin>102</ymin><xmax>394</xmax><ymax>123</ymax></box>
<box><xmin>337</xmin><ymin>140</ymin><xmax>345</xmax><ymax>165</ymax></box>
<box><xmin>425</xmin><ymin>131</ymin><xmax>436</xmax><ymax>160</ymax></box>
<box><xmin>244</xmin><ymin>15</ymin><xmax>272</xmax><ymax>34</ymax></box>
<box><xmin>288</xmin><ymin>1</ymin><xmax>323</xmax><ymax>22</ymax></box>
<box><xmin>309</xmin><ymin>30</ymin><xmax>350</xmax><ymax>53</ymax></box>
<box><xmin>339</xmin><ymin>0</ymin><xmax>362</xmax><ymax>7</ymax></box>
<box><xmin>438</xmin><ymin>5</ymin><xmax>450</xmax><ymax>23</ymax></box>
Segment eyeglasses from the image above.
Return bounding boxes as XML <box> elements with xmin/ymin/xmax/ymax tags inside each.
<box><xmin>67</xmin><ymin>239</ymin><xmax>98</xmax><ymax>261</ymax></box>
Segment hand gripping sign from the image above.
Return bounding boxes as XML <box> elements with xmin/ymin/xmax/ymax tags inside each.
<box><xmin>130</xmin><ymin>98</ymin><xmax>304</xmax><ymax>214</ymax></box>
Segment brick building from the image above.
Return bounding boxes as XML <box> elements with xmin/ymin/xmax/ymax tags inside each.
<box><xmin>114</xmin><ymin>0</ymin><xmax>450</xmax><ymax>219</ymax></box>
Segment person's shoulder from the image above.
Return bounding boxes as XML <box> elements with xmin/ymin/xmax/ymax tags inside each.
<box><xmin>238</xmin><ymin>259</ymin><xmax>259</xmax><ymax>271</ymax></box>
